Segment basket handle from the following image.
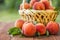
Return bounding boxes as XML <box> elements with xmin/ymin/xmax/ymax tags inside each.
<box><xmin>22</xmin><ymin>0</ymin><xmax>26</xmax><ymax>9</ymax></box>
<box><xmin>49</xmin><ymin>0</ymin><xmax>52</xmax><ymax>6</ymax></box>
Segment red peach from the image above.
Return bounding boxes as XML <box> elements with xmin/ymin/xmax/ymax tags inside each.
<box><xmin>41</xmin><ymin>0</ymin><xmax>48</xmax><ymax>1</ymax></box>
<box><xmin>15</xmin><ymin>19</ymin><xmax>25</xmax><ymax>29</ymax></box>
<box><xmin>35</xmin><ymin>23</ymin><xmax>46</xmax><ymax>35</ymax></box>
<box><xmin>33</xmin><ymin>2</ymin><xmax>45</xmax><ymax>10</ymax></box>
<box><xmin>30</xmin><ymin>0</ymin><xmax>37</xmax><ymax>8</ymax></box>
<box><xmin>46</xmin><ymin>21</ymin><xmax>59</xmax><ymax>35</ymax></box>
<box><xmin>22</xmin><ymin>23</ymin><xmax>36</xmax><ymax>36</ymax></box>
<box><xmin>42</xmin><ymin>1</ymin><xmax>50</xmax><ymax>9</ymax></box>
<box><xmin>48</xmin><ymin>6</ymin><xmax>55</xmax><ymax>10</ymax></box>
<box><xmin>20</xmin><ymin>3</ymin><xmax>30</xmax><ymax>9</ymax></box>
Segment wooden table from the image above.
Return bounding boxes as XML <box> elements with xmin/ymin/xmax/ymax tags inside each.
<box><xmin>0</xmin><ymin>22</ymin><xmax>60</xmax><ymax>40</ymax></box>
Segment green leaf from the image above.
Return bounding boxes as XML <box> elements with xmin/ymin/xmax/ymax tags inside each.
<box><xmin>54</xmin><ymin>8</ymin><xmax>59</xmax><ymax>15</ymax></box>
<box><xmin>8</xmin><ymin>27</ymin><xmax>21</xmax><ymax>36</ymax></box>
<box><xmin>33</xmin><ymin>21</ymin><xmax>38</xmax><ymax>25</ymax></box>
<box><xmin>46</xmin><ymin>30</ymin><xmax>50</xmax><ymax>37</ymax></box>
<box><xmin>19</xmin><ymin>34</ymin><xmax>25</xmax><ymax>37</ymax></box>
<box><xmin>35</xmin><ymin>32</ymin><xmax>40</xmax><ymax>37</ymax></box>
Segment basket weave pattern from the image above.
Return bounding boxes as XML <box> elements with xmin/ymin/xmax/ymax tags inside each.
<box><xmin>19</xmin><ymin>10</ymin><xmax>58</xmax><ymax>25</ymax></box>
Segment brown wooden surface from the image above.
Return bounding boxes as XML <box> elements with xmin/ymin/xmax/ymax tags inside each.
<box><xmin>0</xmin><ymin>22</ymin><xmax>60</xmax><ymax>40</ymax></box>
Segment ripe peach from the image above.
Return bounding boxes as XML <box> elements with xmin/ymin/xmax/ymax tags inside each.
<box><xmin>42</xmin><ymin>1</ymin><xmax>50</xmax><ymax>9</ymax></box>
<box><xmin>48</xmin><ymin>6</ymin><xmax>55</xmax><ymax>10</ymax></box>
<box><xmin>35</xmin><ymin>23</ymin><xmax>46</xmax><ymax>35</ymax></box>
<box><xmin>41</xmin><ymin>0</ymin><xmax>48</xmax><ymax>1</ymax></box>
<box><xmin>46</xmin><ymin>21</ymin><xmax>59</xmax><ymax>35</ymax></box>
<box><xmin>33</xmin><ymin>2</ymin><xmax>45</xmax><ymax>10</ymax></box>
<box><xmin>20</xmin><ymin>3</ymin><xmax>30</xmax><ymax>9</ymax></box>
<box><xmin>30</xmin><ymin>0</ymin><xmax>37</xmax><ymax>8</ymax></box>
<box><xmin>22</xmin><ymin>23</ymin><xmax>36</xmax><ymax>36</ymax></box>
<box><xmin>15</xmin><ymin>19</ymin><xmax>25</xmax><ymax>29</ymax></box>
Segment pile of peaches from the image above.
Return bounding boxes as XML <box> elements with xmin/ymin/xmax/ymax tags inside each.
<box><xmin>20</xmin><ymin>0</ymin><xmax>54</xmax><ymax>10</ymax></box>
<box><xmin>8</xmin><ymin>0</ymin><xmax>59</xmax><ymax>37</ymax></box>
<box><xmin>14</xmin><ymin>19</ymin><xmax>59</xmax><ymax>37</ymax></box>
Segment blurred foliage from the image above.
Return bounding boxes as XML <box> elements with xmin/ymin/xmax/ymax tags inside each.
<box><xmin>0</xmin><ymin>0</ymin><xmax>4</xmax><ymax>4</ymax></box>
<box><xmin>0</xmin><ymin>0</ymin><xmax>60</xmax><ymax>10</ymax></box>
<box><xmin>5</xmin><ymin>0</ymin><xmax>22</xmax><ymax>10</ymax></box>
<box><xmin>4</xmin><ymin>0</ymin><xmax>31</xmax><ymax>9</ymax></box>
<box><xmin>52</xmin><ymin>0</ymin><xmax>60</xmax><ymax>8</ymax></box>
<box><xmin>52</xmin><ymin>0</ymin><xmax>60</xmax><ymax>11</ymax></box>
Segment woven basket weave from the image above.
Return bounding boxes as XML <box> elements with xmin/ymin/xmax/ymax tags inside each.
<box><xmin>19</xmin><ymin>10</ymin><xmax>58</xmax><ymax>25</ymax></box>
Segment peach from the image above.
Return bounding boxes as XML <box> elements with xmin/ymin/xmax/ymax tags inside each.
<box><xmin>20</xmin><ymin>3</ymin><xmax>30</xmax><ymax>9</ymax></box>
<box><xmin>33</xmin><ymin>2</ymin><xmax>45</xmax><ymax>10</ymax></box>
<box><xmin>46</xmin><ymin>21</ymin><xmax>59</xmax><ymax>35</ymax></box>
<box><xmin>41</xmin><ymin>0</ymin><xmax>48</xmax><ymax>1</ymax></box>
<box><xmin>30</xmin><ymin>0</ymin><xmax>37</xmax><ymax>8</ymax></box>
<box><xmin>35</xmin><ymin>23</ymin><xmax>46</xmax><ymax>35</ymax></box>
<box><xmin>48</xmin><ymin>6</ymin><xmax>55</xmax><ymax>10</ymax></box>
<box><xmin>22</xmin><ymin>23</ymin><xmax>36</xmax><ymax>36</ymax></box>
<box><xmin>42</xmin><ymin>1</ymin><xmax>50</xmax><ymax>9</ymax></box>
<box><xmin>15</xmin><ymin>19</ymin><xmax>25</xmax><ymax>29</ymax></box>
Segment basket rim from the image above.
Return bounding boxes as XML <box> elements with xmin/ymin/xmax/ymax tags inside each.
<box><xmin>19</xmin><ymin>9</ymin><xmax>57</xmax><ymax>11</ymax></box>
<box><xmin>18</xmin><ymin>9</ymin><xmax>57</xmax><ymax>14</ymax></box>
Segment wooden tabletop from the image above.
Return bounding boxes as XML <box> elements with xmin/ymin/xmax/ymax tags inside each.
<box><xmin>0</xmin><ymin>22</ymin><xmax>60</xmax><ymax>40</ymax></box>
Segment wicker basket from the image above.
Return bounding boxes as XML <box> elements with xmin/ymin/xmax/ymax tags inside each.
<box><xmin>19</xmin><ymin>10</ymin><xmax>58</xmax><ymax>25</ymax></box>
<box><xmin>19</xmin><ymin>0</ymin><xmax>58</xmax><ymax>25</ymax></box>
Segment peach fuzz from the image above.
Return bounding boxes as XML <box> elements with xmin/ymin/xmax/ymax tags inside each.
<box><xmin>20</xmin><ymin>3</ymin><xmax>30</xmax><ymax>9</ymax></box>
<box><xmin>46</xmin><ymin>21</ymin><xmax>59</xmax><ymax>34</ymax></box>
<box><xmin>22</xmin><ymin>22</ymin><xmax>36</xmax><ymax>36</ymax></box>
<box><xmin>33</xmin><ymin>2</ymin><xmax>45</xmax><ymax>10</ymax></box>
<box><xmin>35</xmin><ymin>23</ymin><xmax>46</xmax><ymax>35</ymax></box>
<box><xmin>15</xmin><ymin>19</ymin><xmax>25</xmax><ymax>29</ymax></box>
<box><xmin>41</xmin><ymin>0</ymin><xmax>50</xmax><ymax>9</ymax></box>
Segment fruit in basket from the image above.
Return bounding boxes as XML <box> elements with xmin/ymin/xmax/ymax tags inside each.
<box><xmin>35</xmin><ymin>23</ymin><xmax>46</xmax><ymax>35</ymax></box>
<box><xmin>22</xmin><ymin>22</ymin><xmax>36</xmax><ymax>36</ymax></box>
<box><xmin>48</xmin><ymin>6</ymin><xmax>54</xmax><ymax>10</ymax></box>
<box><xmin>33</xmin><ymin>2</ymin><xmax>45</xmax><ymax>10</ymax></box>
<box><xmin>41</xmin><ymin>0</ymin><xmax>50</xmax><ymax>9</ymax></box>
<box><xmin>46</xmin><ymin>21</ymin><xmax>59</xmax><ymax>35</ymax></box>
<box><xmin>41</xmin><ymin>0</ymin><xmax>48</xmax><ymax>1</ymax></box>
<box><xmin>20</xmin><ymin>3</ymin><xmax>30</xmax><ymax>9</ymax></box>
<box><xmin>15</xmin><ymin>19</ymin><xmax>25</xmax><ymax>29</ymax></box>
<box><xmin>30</xmin><ymin>0</ymin><xmax>38</xmax><ymax>8</ymax></box>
